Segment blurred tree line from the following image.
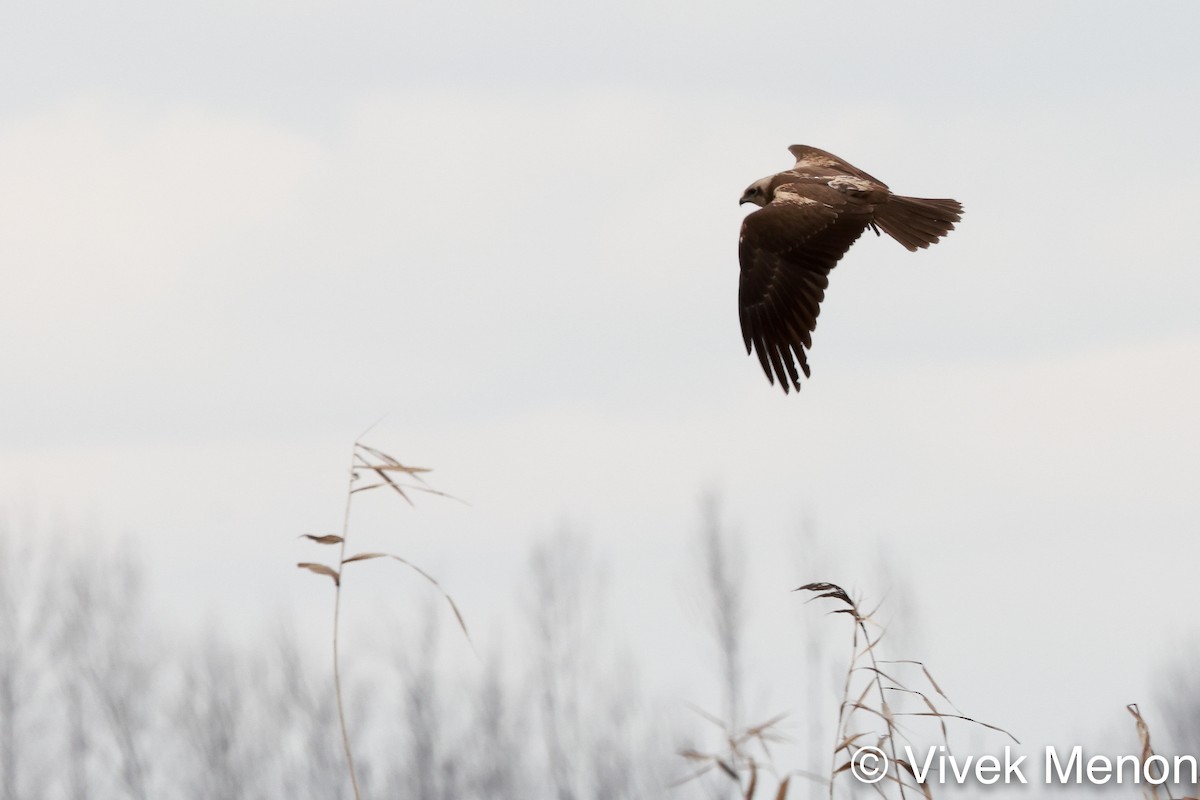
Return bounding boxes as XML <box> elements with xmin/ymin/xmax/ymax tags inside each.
<box><xmin>0</xmin><ymin>504</ymin><xmax>837</xmax><ymax>800</ymax></box>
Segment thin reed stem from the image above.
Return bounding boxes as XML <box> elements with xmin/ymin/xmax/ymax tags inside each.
<box><xmin>298</xmin><ymin>417</ymin><xmax>464</xmax><ymax>800</ymax></box>
<box><xmin>333</xmin><ymin>442</ymin><xmax>362</xmax><ymax>800</ymax></box>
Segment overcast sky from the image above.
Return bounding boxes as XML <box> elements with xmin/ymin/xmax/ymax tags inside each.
<box><xmin>3</xmin><ymin>0</ymin><xmax>1199</xmax><ymax>783</ymax></box>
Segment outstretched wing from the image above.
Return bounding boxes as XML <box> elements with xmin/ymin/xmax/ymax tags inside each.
<box><xmin>738</xmin><ymin>183</ymin><xmax>874</xmax><ymax>393</ymax></box>
<box><xmin>788</xmin><ymin>144</ymin><xmax>888</xmax><ymax>187</ymax></box>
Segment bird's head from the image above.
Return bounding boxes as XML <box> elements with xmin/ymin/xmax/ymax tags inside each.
<box><xmin>739</xmin><ymin>177</ymin><xmax>773</xmax><ymax>207</ymax></box>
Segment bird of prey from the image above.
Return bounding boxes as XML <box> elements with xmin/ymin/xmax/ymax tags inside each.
<box><xmin>738</xmin><ymin>144</ymin><xmax>963</xmax><ymax>393</ymax></box>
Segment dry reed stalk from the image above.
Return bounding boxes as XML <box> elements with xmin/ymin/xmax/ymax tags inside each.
<box><xmin>297</xmin><ymin>429</ymin><xmax>468</xmax><ymax>800</ymax></box>
<box><xmin>795</xmin><ymin>582</ymin><xmax>1015</xmax><ymax>800</ymax></box>
<box><xmin>1127</xmin><ymin>704</ymin><xmax>1200</xmax><ymax>800</ymax></box>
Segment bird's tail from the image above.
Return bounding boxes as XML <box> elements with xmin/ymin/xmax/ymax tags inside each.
<box><xmin>874</xmin><ymin>195</ymin><xmax>963</xmax><ymax>252</ymax></box>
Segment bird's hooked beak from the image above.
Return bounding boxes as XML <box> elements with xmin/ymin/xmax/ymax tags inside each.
<box><xmin>739</xmin><ymin>182</ymin><xmax>768</xmax><ymax>207</ymax></box>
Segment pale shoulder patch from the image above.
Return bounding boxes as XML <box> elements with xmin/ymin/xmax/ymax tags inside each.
<box><xmin>828</xmin><ymin>175</ymin><xmax>874</xmax><ymax>193</ymax></box>
<box><xmin>772</xmin><ymin>186</ymin><xmax>820</xmax><ymax>206</ymax></box>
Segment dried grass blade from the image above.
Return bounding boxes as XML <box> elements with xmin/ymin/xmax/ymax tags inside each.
<box><xmin>364</xmin><ymin>463</ymin><xmax>434</xmax><ymax>475</ymax></box>
<box><xmin>349</xmin><ymin>481</ymin><xmax>391</xmax><ymax>495</ymax></box>
<box><xmin>1127</xmin><ymin>704</ymin><xmax>1169</xmax><ymax>799</ymax></box>
<box><xmin>300</xmin><ymin>534</ymin><xmax>343</xmax><ymax>545</ymax></box>
<box><xmin>840</xmin><ymin>702</ymin><xmax>889</xmax><ymax>725</ymax></box>
<box><xmin>356</xmin><ymin>444</ymin><xmax>431</xmax><ymax>477</ymax></box>
<box><xmin>834</xmin><ymin>732</ymin><xmax>867</xmax><ymax>754</ymax></box>
<box><xmin>852</xmin><ymin>680</ymin><xmax>873</xmax><ymax>710</ymax></box>
<box><xmin>887</xmin><ymin>688</ymin><xmax>949</xmax><ymax>744</ymax></box>
<box><xmin>898</xmin><ymin>763</ymin><xmax>934</xmax><ymax>800</ymax></box>
<box><xmin>854</xmin><ymin>664</ymin><xmax>902</xmax><ymax>685</ymax></box>
<box><xmin>297</xmin><ymin>562</ymin><xmax>340</xmax><ymax>585</ymax></box>
<box><xmin>342</xmin><ymin>552</ymin><xmax>389</xmax><ymax>564</ymax></box>
<box><xmin>859</xmin><ymin>632</ymin><xmax>886</xmax><ymax>657</ymax></box>
<box><xmin>1128</xmin><ymin>704</ymin><xmax>1152</xmax><ymax>762</ymax></box>
<box><xmin>367</xmin><ymin>466</ymin><xmax>414</xmax><ymax>504</ymax></box>
<box><xmin>385</xmin><ymin>555</ymin><xmax>472</xmax><ymax>645</ymax></box>
<box><xmin>883</xmin><ymin>659</ymin><xmax>964</xmax><ymax>714</ymax></box>
<box><xmin>744</xmin><ymin>713</ymin><xmax>788</xmax><ymax>740</ymax></box>
<box><xmin>880</xmin><ymin>699</ymin><xmax>894</xmax><ymax>729</ymax></box>
<box><xmin>742</xmin><ymin>759</ymin><xmax>758</xmax><ymax>799</ymax></box>
<box><xmin>794</xmin><ymin>582</ymin><xmax>853</xmax><ymax>605</ymax></box>
<box><xmin>894</xmin><ymin>757</ymin><xmax>934</xmax><ymax>799</ymax></box>
<box><xmin>894</xmin><ymin>712</ymin><xmax>1018</xmax><ymax>743</ymax></box>
<box><xmin>408</xmin><ymin>484</ymin><xmax>463</xmax><ymax>502</ymax></box>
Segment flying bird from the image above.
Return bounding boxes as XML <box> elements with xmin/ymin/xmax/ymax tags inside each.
<box><xmin>738</xmin><ymin>145</ymin><xmax>963</xmax><ymax>393</ymax></box>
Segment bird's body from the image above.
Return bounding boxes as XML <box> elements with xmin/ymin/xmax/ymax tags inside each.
<box><xmin>738</xmin><ymin>145</ymin><xmax>962</xmax><ymax>393</ymax></box>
